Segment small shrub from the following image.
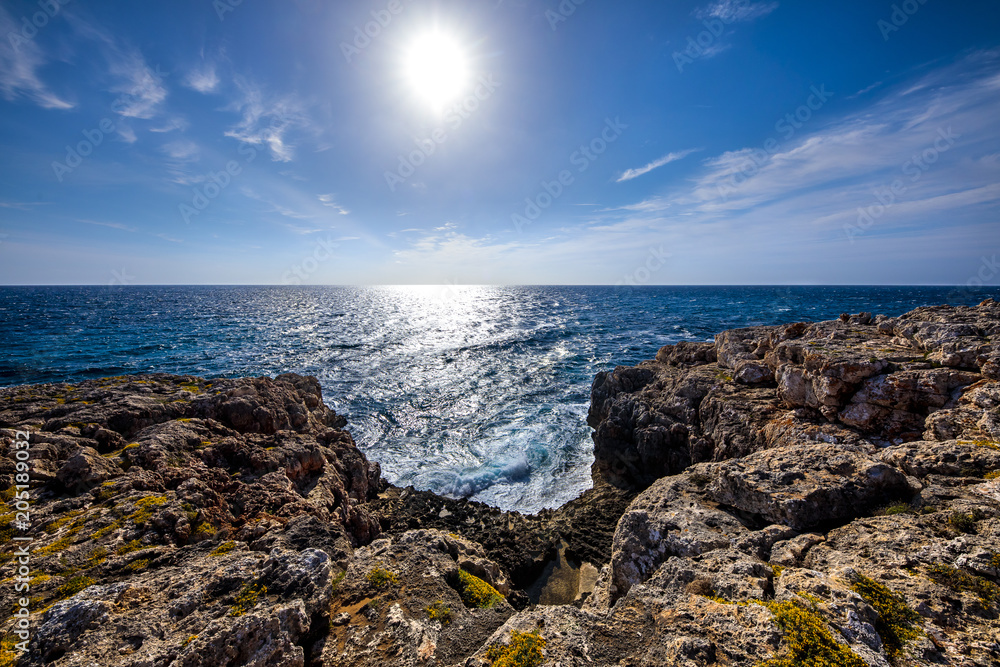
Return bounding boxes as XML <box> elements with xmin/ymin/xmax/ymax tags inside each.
<box><xmin>1</xmin><ymin>634</ymin><xmax>19</xmax><ymax>667</ymax></box>
<box><xmin>331</xmin><ymin>569</ymin><xmax>347</xmax><ymax>594</ymax></box>
<box><xmin>125</xmin><ymin>558</ymin><xmax>151</xmax><ymax>572</ymax></box>
<box><xmin>129</xmin><ymin>496</ymin><xmax>168</xmax><ymax>526</ymax></box>
<box><xmin>926</xmin><ymin>563</ymin><xmax>1000</xmax><ymax>604</ymax></box>
<box><xmin>94</xmin><ymin>482</ymin><xmax>118</xmax><ymax>502</ymax></box>
<box><xmin>209</xmin><ymin>541</ymin><xmax>237</xmax><ymax>557</ymax></box>
<box><xmin>948</xmin><ymin>510</ymin><xmax>985</xmax><ymax>534</ymax></box>
<box><xmin>850</xmin><ymin>574</ymin><xmax>921</xmax><ymax>662</ymax></box>
<box><xmin>90</xmin><ymin>519</ymin><xmax>122</xmax><ymax>540</ymax></box>
<box><xmin>455</xmin><ymin>569</ymin><xmax>503</xmax><ymax>609</ymax></box>
<box><xmin>985</xmin><ymin>470</ymin><xmax>1000</xmax><ymax>480</ymax></box>
<box><xmin>486</xmin><ymin>629</ymin><xmax>545</xmax><ymax>667</ymax></box>
<box><xmin>86</xmin><ymin>547</ymin><xmax>108</xmax><ymax>566</ymax></box>
<box><xmin>366</xmin><ymin>566</ymin><xmax>399</xmax><ymax>590</ymax></box>
<box><xmin>191</xmin><ymin>522</ymin><xmax>216</xmax><ymax>539</ymax></box>
<box><xmin>882</xmin><ymin>504</ymin><xmax>910</xmax><ymax>516</ymax></box>
<box><xmin>42</xmin><ymin>510</ymin><xmax>84</xmax><ymax>534</ymax></box>
<box><xmin>56</xmin><ymin>575</ymin><xmax>94</xmax><ymax>600</ymax></box>
<box><xmin>28</xmin><ymin>574</ymin><xmax>50</xmax><ymax>587</ymax></box>
<box><xmin>229</xmin><ymin>582</ymin><xmax>266</xmax><ymax>617</ymax></box>
<box><xmin>117</xmin><ymin>539</ymin><xmax>145</xmax><ymax>555</ymax></box>
<box><xmin>759</xmin><ymin>599</ymin><xmax>866</xmax><ymax>667</ymax></box>
<box><xmin>425</xmin><ymin>600</ymin><xmax>452</xmax><ymax>625</ymax></box>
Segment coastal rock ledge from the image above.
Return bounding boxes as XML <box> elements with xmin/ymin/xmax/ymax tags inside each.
<box><xmin>1</xmin><ymin>300</ymin><xmax>999</xmax><ymax>666</ymax></box>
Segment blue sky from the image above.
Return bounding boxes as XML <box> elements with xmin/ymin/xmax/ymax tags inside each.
<box><xmin>0</xmin><ymin>0</ymin><xmax>999</xmax><ymax>285</ymax></box>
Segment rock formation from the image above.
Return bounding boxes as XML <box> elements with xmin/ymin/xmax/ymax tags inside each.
<box><xmin>1</xmin><ymin>300</ymin><xmax>998</xmax><ymax>666</ymax></box>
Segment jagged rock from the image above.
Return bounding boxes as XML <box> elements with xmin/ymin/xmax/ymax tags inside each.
<box><xmin>4</xmin><ymin>301</ymin><xmax>1000</xmax><ymax>667</ymax></box>
<box><xmin>320</xmin><ymin>529</ymin><xmax>514</xmax><ymax>667</ymax></box>
<box><xmin>706</xmin><ymin>444</ymin><xmax>913</xmax><ymax>530</ymax></box>
<box><xmin>609</xmin><ymin>469</ymin><xmax>749</xmax><ymax>600</ymax></box>
<box><xmin>56</xmin><ymin>446</ymin><xmax>122</xmax><ymax>490</ymax></box>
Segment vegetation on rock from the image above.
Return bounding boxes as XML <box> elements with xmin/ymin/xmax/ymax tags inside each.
<box><xmin>758</xmin><ymin>599</ymin><xmax>866</xmax><ymax>667</ymax></box>
<box><xmin>425</xmin><ymin>600</ymin><xmax>452</xmax><ymax>625</ymax></box>
<box><xmin>229</xmin><ymin>582</ymin><xmax>266</xmax><ymax>617</ymax></box>
<box><xmin>365</xmin><ymin>566</ymin><xmax>399</xmax><ymax>590</ymax></box>
<box><xmin>486</xmin><ymin>629</ymin><xmax>545</xmax><ymax>667</ymax></box>
<box><xmin>455</xmin><ymin>569</ymin><xmax>503</xmax><ymax>609</ymax></box>
<box><xmin>850</xmin><ymin>574</ymin><xmax>921</xmax><ymax>662</ymax></box>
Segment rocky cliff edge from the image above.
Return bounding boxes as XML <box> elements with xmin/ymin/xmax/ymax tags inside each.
<box><xmin>1</xmin><ymin>300</ymin><xmax>999</xmax><ymax>666</ymax></box>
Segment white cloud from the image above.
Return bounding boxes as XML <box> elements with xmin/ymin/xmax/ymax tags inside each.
<box><xmin>0</xmin><ymin>7</ymin><xmax>75</xmax><ymax>109</ymax></box>
<box><xmin>616</xmin><ymin>149</ymin><xmax>700</xmax><ymax>182</ymax></box>
<box><xmin>596</xmin><ymin>50</ymin><xmax>1000</xmax><ymax>278</ymax></box>
<box><xmin>161</xmin><ymin>139</ymin><xmax>199</xmax><ymax>161</ymax></box>
<box><xmin>149</xmin><ymin>117</ymin><xmax>189</xmax><ymax>133</ymax></box>
<box><xmin>224</xmin><ymin>77</ymin><xmax>308</xmax><ymax>162</ymax></box>
<box><xmin>317</xmin><ymin>194</ymin><xmax>349</xmax><ymax>215</ymax></box>
<box><xmin>699</xmin><ymin>0</ymin><xmax>779</xmax><ymax>22</ymax></box>
<box><xmin>185</xmin><ymin>64</ymin><xmax>219</xmax><ymax>93</ymax></box>
<box><xmin>117</xmin><ymin>124</ymin><xmax>137</xmax><ymax>144</ymax></box>
<box><xmin>66</xmin><ymin>14</ymin><xmax>168</xmax><ymax>119</ymax></box>
<box><xmin>77</xmin><ymin>219</ymin><xmax>138</xmax><ymax>232</ymax></box>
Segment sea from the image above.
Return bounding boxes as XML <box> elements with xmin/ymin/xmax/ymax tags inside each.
<box><xmin>1</xmin><ymin>285</ymin><xmax>996</xmax><ymax>513</ymax></box>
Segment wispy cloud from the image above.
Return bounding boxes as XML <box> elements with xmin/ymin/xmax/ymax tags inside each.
<box><xmin>698</xmin><ymin>0</ymin><xmax>779</xmax><ymax>23</ymax></box>
<box><xmin>67</xmin><ymin>14</ymin><xmax>167</xmax><ymax>120</ymax></box>
<box><xmin>240</xmin><ymin>186</ymin><xmax>323</xmax><ymax>231</ymax></box>
<box><xmin>0</xmin><ymin>201</ymin><xmax>47</xmax><ymax>211</ymax></box>
<box><xmin>616</xmin><ymin>148</ymin><xmax>700</xmax><ymax>182</ymax></box>
<box><xmin>317</xmin><ymin>194</ymin><xmax>349</xmax><ymax>215</ymax></box>
<box><xmin>185</xmin><ymin>64</ymin><xmax>219</xmax><ymax>93</ymax></box>
<box><xmin>598</xmin><ymin>50</ymin><xmax>1000</xmax><ymax>274</ymax></box>
<box><xmin>161</xmin><ymin>140</ymin><xmax>199</xmax><ymax>161</ymax></box>
<box><xmin>77</xmin><ymin>219</ymin><xmax>138</xmax><ymax>232</ymax></box>
<box><xmin>0</xmin><ymin>7</ymin><xmax>75</xmax><ymax>110</ymax></box>
<box><xmin>224</xmin><ymin>77</ymin><xmax>308</xmax><ymax>162</ymax></box>
<box><xmin>149</xmin><ymin>117</ymin><xmax>188</xmax><ymax>133</ymax></box>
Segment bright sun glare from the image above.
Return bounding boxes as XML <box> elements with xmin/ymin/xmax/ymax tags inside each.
<box><xmin>404</xmin><ymin>32</ymin><xmax>469</xmax><ymax>111</ymax></box>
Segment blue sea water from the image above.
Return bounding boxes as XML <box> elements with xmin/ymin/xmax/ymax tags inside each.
<box><xmin>1</xmin><ymin>285</ymin><xmax>997</xmax><ymax>513</ymax></box>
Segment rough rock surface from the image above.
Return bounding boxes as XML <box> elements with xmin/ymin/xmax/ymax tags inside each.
<box><xmin>1</xmin><ymin>300</ymin><xmax>999</xmax><ymax>666</ymax></box>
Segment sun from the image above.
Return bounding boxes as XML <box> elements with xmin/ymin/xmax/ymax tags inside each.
<box><xmin>404</xmin><ymin>31</ymin><xmax>470</xmax><ymax>111</ymax></box>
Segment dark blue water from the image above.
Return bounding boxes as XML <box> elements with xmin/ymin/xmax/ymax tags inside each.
<box><xmin>1</xmin><ymin>285</ymin><xmax>996</xmax><ymax>512</ymax></box>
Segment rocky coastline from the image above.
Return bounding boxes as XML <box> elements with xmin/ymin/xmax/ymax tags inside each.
<box><xmin>1</xmin><ymin>300</ymin><xmax>999</xmax><ymax>666</ymax></box>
